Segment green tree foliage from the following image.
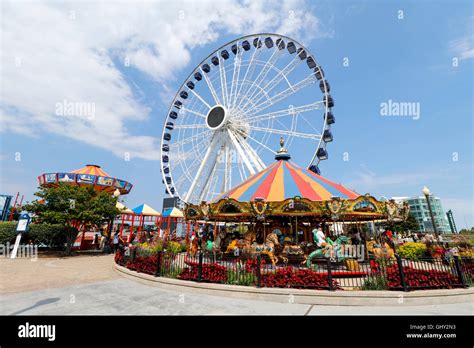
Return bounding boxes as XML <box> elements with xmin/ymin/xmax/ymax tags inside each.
<box><xmin>383</xmin><ymin>213</ymin><xmax>420</xmax><ymax>233</ymax></box>
<box><xmin>0</xmin><ymin>221</ymin><xmax>72</xmax><ymax>248</ymax></box>
<box><xmin>22</xmin><ymin>185</ymin><xmax>119</xmax><ymax>254</ymax></box>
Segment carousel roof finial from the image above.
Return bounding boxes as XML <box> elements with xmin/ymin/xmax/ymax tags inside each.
<box><xmin>275</xmin><ymin>136</ymin><xmax>291</xmax><ymax>161</ymax></box>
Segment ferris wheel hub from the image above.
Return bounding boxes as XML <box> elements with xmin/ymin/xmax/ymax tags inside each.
<box><xmin>206</xmin><ymin>105</ymin><xmax>228</xmax><ymax>130</ymax></box>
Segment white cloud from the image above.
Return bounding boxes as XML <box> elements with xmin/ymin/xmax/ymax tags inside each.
<box><xmin>449</xmin><ymin>16</ymin><xmax>474</xmax><ymax>61</ymax></box>
<box><xmin>0</xmin><ymin>0</ymin><xmax>325</xmax><ymax>160</ymax></box>
<box><xmin>345</xmin><ymin>164</ymin><xmax>433</xmax><ymax>193</ymax></box>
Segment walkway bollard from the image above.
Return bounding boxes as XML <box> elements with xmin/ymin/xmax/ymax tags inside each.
<box><xmin>453</xmin><ymin>256</ymin><xmax>467</xmax><ymax>288</ymax></box>
<box><xmin>256</xmin><ymin>255</ymin><xmax>262</xmax><ymax>288</ymax></box>
<box><xmin>155</xmin><ymin>251</ymin><xmax>162</xmax><ymax>277</ymax></box>
<box><xmin>395</xmin><ymin>254</ymin><xmax>409</xmax><ymax>292</ymax></box>
<box><xmin>326</xmin><ymin>258</ymin><xmax>334</xmax><ymax>291</ymax></box>
<box><xmin>197</xmin><ymin>251</ymin><xmax>203</xmax><ymax>282</ymax></box>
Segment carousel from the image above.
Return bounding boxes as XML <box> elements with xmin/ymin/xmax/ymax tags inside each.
<box><xmin>38</xmin><ymin>164</ymin><xmax>133</xmax><ymax>195</ymax></box>
<box><xmin>184</xmin><ymin>138</ymin><xmax>409</xmax><ymax>266</ymax></box>
<box><xmin>38</xmin><ymin>164</ymin><xmax>133</xmax><ymax>249</ymax></box>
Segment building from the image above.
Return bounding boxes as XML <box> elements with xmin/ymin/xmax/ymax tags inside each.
<box><xmin>392</xmin><ymin>195</ymin><xmax>451</xmax><ymax>234</ymax></box>
<box><xmin>0</xmin><ymin>194</ymin><xmax>13</xmax><ymax>221</ymax></box>
<box><xmin>446</xmin><ymin>210</ymin><xmax>458</xmax><ymax>234</ymax></box>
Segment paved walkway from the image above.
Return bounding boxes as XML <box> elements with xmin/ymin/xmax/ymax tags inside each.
<box><xmin>0</xmin><ymin>253</ymin><xmax>119</xmax><ymax>295</ymax></box>
<box><xmin>1</xmin><ymin>254</ymin><xmax>472</xmax><ymax>315</ymax></box>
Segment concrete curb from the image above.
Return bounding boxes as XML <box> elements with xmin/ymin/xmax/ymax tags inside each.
<box><xmin>114</xmin><ymin>263</ymin><xmax>474</xmax><ymax>306</ymax></box>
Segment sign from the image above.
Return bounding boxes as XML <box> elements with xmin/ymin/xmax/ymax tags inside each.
<box><xmin>16</xmin><ymin>213</ymin><xmax>31</xmax><ymax>232</ymax></box>
<box><xmin>11</xmin><ymin>213</ymin><xmax>31</xmax><ymax>259</ymax></box>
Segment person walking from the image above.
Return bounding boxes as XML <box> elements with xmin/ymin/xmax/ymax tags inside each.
<box><xmin>113</xmin><ymin>232</ymin><xmax>120</xmax><ymax>253</ymax></box>
<box><xmin>99</xmin><ymin>233</ymin><xmax>106</xmax><ymax>251</ymax></box>
<box><xmin>92</xmin><ymin>233</ymin><xmax>99</xmax><ymax>250</ymax></box>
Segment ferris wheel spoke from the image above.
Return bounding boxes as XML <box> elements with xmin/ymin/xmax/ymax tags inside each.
<box><xmin>173</xmin><ymin>124</ymin><xmax>208</xmax><ymax>129</ymax></box>
<box><xmin>222</xmin><ymin>142</ymin><xmax>232</xmax><ymax>193</ymax></box>
<box><xmin>226</xmin><ymin>129</ymin><xmax>259</xmax><ymax>175</ymax></box>
<box><xmin>217</xmin><ymin>56</ymin><xmax>230</xmax><ymax>107</ymax></box>
<box><xmin>171</xmin><ymin>129</ymin><xmax>211</xmax><ymax>148</ymax></box>
<box><xmin>230</xmin><ymin>125</ymin><xmax>276</xmax><ymax>155</ymax></box>
<box><xmin>198</xmin><ymin>146</ymin><xmax>222</xmax><ymax>202</ymax></box>
<box><xmin>248</xmin><ymin>125</ymin><xmax>322</xmax><ymax>140</ymax></box>
<box><xmin>241</xmin><ymin>55</ymin><xmax>303</xmax><ymax>113</ymax></box>
<box><xmin>245</xmin><ymin>101</ymin><xmax>324</xmax><ymax>124</ymax></box>
<box><xmin>200</xmin><ymin>66</ymin><xmax>221</xmax><ymax>105</ymax></box>
<box><xmin>233</xmin><ymin>38</ymin><xmax>263</xmax><ymax>110</ymax></box>
<box><xmin>229</xmin><ymin>43</ymin><xmax>244</xmax><ymax>109</ymax></box>
<box><xmin>188</xmin><ymin>89</ymin><xmax>212</xmax><ymax>109</ymax></box>
<box><xmin>180</xmin><ymin>107</ymin><xmax>207</xmax><ymax>118</ymax></box>
<box><xmin>228</xmin><ymin>128</ymin><xmax>265</xmax><ymax>172</ymax></box>
<box><xmin>236</xmin><ymin>157</ymin><xmax>246</xmax><ymax>183</ymax></box>
<box><xmin>238</xmin><ymin>48</ymin><xmax>281</xmax><ymax>110</ymax></box>
<box><xmin>244</xmin><ymin>74</ymin><xmax>317</xmax><ymax>115</ymax></box>
<box><xmin>184</xmin><ymin>132</ymin><xmax>222</xmax><ymax>202</ymax></box>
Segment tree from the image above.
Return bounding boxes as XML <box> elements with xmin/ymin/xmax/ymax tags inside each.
<box><xmin>382</xmin><ymin>213</ymin><xmax>420</xmax><ymax>233</ymax></box>
<box><xmin>22</xmin><ymin>185</ymin><xmax>120</xmax><ymax>254</ymax></box>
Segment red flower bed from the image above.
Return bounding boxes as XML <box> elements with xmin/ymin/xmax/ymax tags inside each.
<box><xmin>114</xmin><ymin>251</ymin><xmax>125</xmax><ymax>266</ymax></box>
<box><xmin>260</xmin><ymin>267</ymin><xmax>340</xmax><ymax>290</ymax></box>
<box><xmin>178</xmin><ymin>262</ymin><xmax>227</xmax><ymax>283</ymax></box>
<box><xmin>244</xmin><ymin>258</ymin><xmax>266</xmax><ymax>273</ymax></box>
<box><xmin>385</xmin><ymin>265</ymin><xmax>461</xmax><ymax>290</ymax></box>
<box><xmin>126</xmin><ymin>255</ymin><xmax>158</xmax><ymax>275</ymax></box>
<box><xmin>461</xmin><ymin>262</ymin><xmax>474</xmax><ymax>275</ymax></box>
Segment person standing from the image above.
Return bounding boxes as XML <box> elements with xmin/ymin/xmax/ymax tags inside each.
<box><xmin>313</xmin><ymin>227</ymin><xmax>326</xmax><ymax>247</ymax></box>
<box><xmin>92</xmin><ymin>233</ymin><xmax>99</xmax><ymax>250</ymax></box>
<box><xmin>113</xmin><ymin>232</ymin><xmax>120</xmax><ymax>253</ymax></box>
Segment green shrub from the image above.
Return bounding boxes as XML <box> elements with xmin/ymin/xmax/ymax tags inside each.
<box><xmin>226</xmin><ymin>270</ymin><xmax>255</xmax><ymax>286</ymax></box>
<box><xmin>153</xmin><ymin>240</ymin><xmax>164</xmax><ymax>252</ymax></box>
<box><xmin>179</xmin><ymin>240</ymin><xmax>188</xmax><ymax>252</ymax></box>
<box><xmin>166</xmin><ymin>241</ymin><xmax>181</xmax><ymax>254</ymax></box>
<box><xmin>0</xmin><ymin>222</ymin><xmax>76</xmax><ymax>249</ymax></box>
<box><xmin>28</xmin><ymin>223</ymin><xmax>70</xmax><ymax>248</ymax></box>
<box><xmin>362</xmin><ymin>275</ymin><xmax>388</xmax><ymax>290</ymax></box>
<box><xmin>0</xmin><ymin>222</ymin><xmax>17</xmax><ymax>245</ymax></box>
<box><xmin>397</xmin><ymin>242</ymin><xmax>427</xmax><ymax>261</ymax></box>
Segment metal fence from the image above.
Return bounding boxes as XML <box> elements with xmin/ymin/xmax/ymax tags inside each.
<box><xmin>115</xmin><ymin>248</ymin><xmax>472</xmax><ymax>291</ymax></box>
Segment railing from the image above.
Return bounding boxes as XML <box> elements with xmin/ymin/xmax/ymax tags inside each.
<box><xmin>115</xmin><ymin>248</ymin><xmax>472</xmax><ymax>291</ymax></box>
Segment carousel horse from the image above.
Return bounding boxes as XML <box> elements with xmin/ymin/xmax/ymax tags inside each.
<box><xmin>188</xmin><ymin>235</ymin><xmax>199</xmax><ymax>258</ymax></box>
<box><xmin>225</xmin><ymin>230</ymin><xmax>255</xmax><ymax>255</ymax></box>
<box><xmin>249</xmin><ymin>232</ymin><xmax>280</xmax><ymax>266</ymax></box>
<box><xmin>279</xmin><ymin>243</ymin><xmax>307</xmax><ymax>264</ymax></box>
<box><xmin>366</xmin><ymin>240</ymin><xmax>395</xmax><ymax>259</ymax></box>
<box><xmin>305</xmin><ymin>235</ymin><xmax>351</xmax><ymax>267</ymax></box>
<box><xmin>204</xmin><ymin>229</ymin><xmax>226</xmax><ymax>258</ymax></box>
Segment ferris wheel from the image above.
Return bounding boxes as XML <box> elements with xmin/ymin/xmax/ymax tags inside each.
<box><xmin>161</xmin><ymin>33</ymin><xmax>335</xmax><ymax>204</ymax></box>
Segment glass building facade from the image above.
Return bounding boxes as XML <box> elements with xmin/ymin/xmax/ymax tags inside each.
<box><xmin>404</xmin><ymin>196</ymin><xmax>451</xmax><ymax>234</ymax></box>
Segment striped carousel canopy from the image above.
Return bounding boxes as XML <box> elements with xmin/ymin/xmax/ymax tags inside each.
<box><xmin>213</xmin><ymin>156</ymin><xmax>359</xmax><ymax>203</ymax></box>
<box><xmin>72</xmin><ymin>164</ymin><xmax>111</xmax><ymax>176</ymax></box>
<box><xmin>38</xmin><ymin>164</ymin><xmax>133</xmax><ymax>195</ymax></box>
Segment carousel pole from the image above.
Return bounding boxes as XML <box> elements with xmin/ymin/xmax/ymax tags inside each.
<box><xmin>186</xmin><ymin>221</ymin><xmax>191</xmax><ymax>242</ymax></box>
<box><xmin>129</xmin><ymin>213</ymin><xmax>135</xmax><ymax>243</ymax></box>
<box><xmin>165</xmin><ymin>215</ymin><xmax>171</xmax><ymax>240</ymax></box>
<box><xmin>295</xmin><ymin>216</ymin><xmax>298</xmax><ymax>243</ymax></box>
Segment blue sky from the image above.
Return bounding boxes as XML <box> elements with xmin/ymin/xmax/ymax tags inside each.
<box><xmin>1</xmin><ymin>0</ymin><xmax>473</xmax><ymax>228</ymax></box>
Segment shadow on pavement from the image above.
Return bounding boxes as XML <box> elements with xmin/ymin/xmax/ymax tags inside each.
<box><xmin>10</xmin><ymin>297</ymin><xmax>60</xmax><ymax>315</ymax></box>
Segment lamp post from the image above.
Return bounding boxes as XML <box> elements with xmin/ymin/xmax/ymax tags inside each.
<box><xmin>422</xmin><ymin>186</ymin><xmax>439</xmax><ymax>237</ymax></box>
